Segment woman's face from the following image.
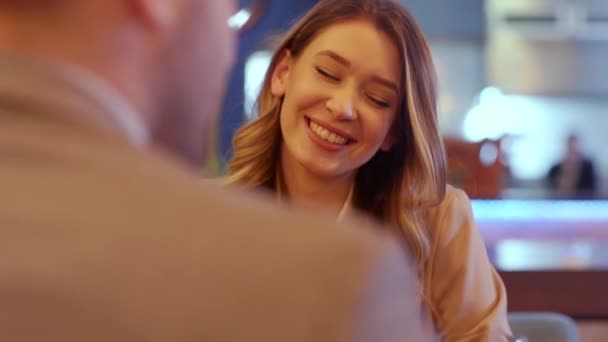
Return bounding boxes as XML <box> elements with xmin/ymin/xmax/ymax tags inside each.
<box><xmin>271</xmin><ymin>20</ymin><xmax>401</xmax><ymax>179</ymax></box>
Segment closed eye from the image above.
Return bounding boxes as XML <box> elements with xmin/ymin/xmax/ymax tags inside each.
<box><xmin>367</xmin><ymin>94</ymin><xmax>390</xmax><ymax>108</ymax></box>
<box><xmin>315</xmin><ymin>67</ymin><xmax>339</xmax><ymax>81</ymax></box>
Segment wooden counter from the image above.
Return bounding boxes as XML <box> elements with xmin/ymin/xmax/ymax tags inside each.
<box><xmin>500</xmin><ymin>270</ymin><xmax>608</xmax><ymax>319</ymax></box>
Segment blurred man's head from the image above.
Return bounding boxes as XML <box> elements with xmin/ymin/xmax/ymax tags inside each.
<box><xmin>150</xmin><ymin>1</ymin><xmax>238</xmax><ymax>165</ymax></box>
<box><xmin>566</xmin><ymin>134</ymin><xmax>581</xmax><ymax>161</ymax></box>
<box><xmin>0</xmin><ymin>0</ymin><xmax>237</xmax><ymax>165</ymax></box>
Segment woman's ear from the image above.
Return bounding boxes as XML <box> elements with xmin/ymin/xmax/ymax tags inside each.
<box><xmin>270</xmin><ymin>50</ymin><xmax>293</xmax><ymax>97</ymax></box>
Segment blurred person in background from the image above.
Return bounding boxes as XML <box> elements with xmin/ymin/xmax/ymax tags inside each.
<box><xmin>0</xmin><ymin>1</ymin><xmax>434</xmax><ymax>341</ymax></box>
<box><xmin>227</xmin><ymin>0</ymin><xmax>511</xmax><ymax>340</ymax></box>
<box><xmin>548</xmin><ymin>134</ymin><xmax>597</xmax><ymax>199</ymax></box>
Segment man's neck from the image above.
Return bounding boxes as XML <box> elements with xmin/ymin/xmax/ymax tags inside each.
<box><xmin>0</xmin><ymin>14</ymin><xmax>151</xmax><ymax>146</ymax></box>
<box><xmin>280</xmin><ymin>145</ymin><xmax>354</xmax><ymax>216</ymax></box>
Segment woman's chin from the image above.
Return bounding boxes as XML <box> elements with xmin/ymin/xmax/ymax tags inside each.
<box><xmin>301</xmin><ymin>160</ymin><xmax>349</xmax><ymax>179</ymax></box>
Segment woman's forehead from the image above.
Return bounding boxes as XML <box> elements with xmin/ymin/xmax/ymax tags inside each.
<box><xmin>299</xmin><ymin>20</ymin><xmax>402</xmax><ymax>81</ymax></box>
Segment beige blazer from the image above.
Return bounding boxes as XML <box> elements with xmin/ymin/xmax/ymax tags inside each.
<box><xmin>423</xmin><ymin>186</ymin><xmax>511</xmax><ymax>341</ymax></box>
<box><xmin>0</xmin><ymin>55</ymin><xmax>434</xmax><ymax>341</ymax></box>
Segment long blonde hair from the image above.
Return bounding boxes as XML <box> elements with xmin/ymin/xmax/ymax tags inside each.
<box><xmin>228</xmin><ymin>0</ymin><xmax>446</xmax><ymax>266</ymax></box>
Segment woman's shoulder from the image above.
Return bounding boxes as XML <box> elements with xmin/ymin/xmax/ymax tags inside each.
<box><xmin>424</xmin><ymin>184</ymin><xmax>478</xmax><ymax>249</ymax></box>
<box><xmin>427</xmin><ymin>185</ymin><xmax>472</xmax><ymax>227</ymax></box>
<box><xmin>423</xmin><ymin>188</ymin><xmax>511</xmax><ymax>339</ymax></box>
<box><xmin>440</xmin><ymin>184</ymin><xmax>470</xmax><ymax>205</ymax></box>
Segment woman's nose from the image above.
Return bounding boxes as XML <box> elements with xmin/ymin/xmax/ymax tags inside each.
<box><xmin>326</xmin><ymin>87</ymin><xmax>357</xmax><ymax>121</ymax></box>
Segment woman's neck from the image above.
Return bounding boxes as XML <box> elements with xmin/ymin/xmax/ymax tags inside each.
<box><xmin>279</xmin><ymin>147</ymin><xmax>354</xmax><ymax>216</ymax></box>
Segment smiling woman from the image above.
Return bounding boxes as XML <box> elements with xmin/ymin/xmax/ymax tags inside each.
<box><xmin>271</xmin><ymin>20</ymin><xmax>401</xmax><ymax>183</ymax></box>
<box><xmin>228</xmin><ymin>0</ymin><xmax>445</xmax><ymax>261</ymax></box>
<box><xmin>226</xmin><ymin>0</ymin><xmax>512</xmax><ymax>340</ymax></box>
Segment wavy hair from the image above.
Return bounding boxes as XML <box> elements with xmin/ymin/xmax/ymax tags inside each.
<box><xmin>227</xmin><ymin>0</ymin><xmax>446</xmax><ymax>266</ymax></box>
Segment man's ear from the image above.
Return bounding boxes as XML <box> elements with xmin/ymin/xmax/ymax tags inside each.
<box><xmin>270</xmin><ymin>50</ymin><xmax>293</xmax><ymax>97</ymax></box>
<box><xmin>127</xmin><ymin>0</ymin><xmax>180</xmax><ymax>31</ymax></box>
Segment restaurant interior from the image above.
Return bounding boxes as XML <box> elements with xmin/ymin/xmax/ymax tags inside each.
<box><xmin>214</xmin><ymin>0</ymin><xmax>608</xmax><ymax>340</ymax></box>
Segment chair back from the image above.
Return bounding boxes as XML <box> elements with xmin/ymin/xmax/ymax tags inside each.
<box><xmin>508</xmin><ymin>312</ymin><xmax>579</xmax><ymax>342</ymax></box>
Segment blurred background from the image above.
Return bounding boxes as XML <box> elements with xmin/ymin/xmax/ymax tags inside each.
<box><xmin>218</xmin><ymin>0</ymin><xmax>607</xmax><ymax>200</ymax></box>
<box><xmin>218</xmin><ymin>1</ymin><xmax>608</xmax><ymax>340</ymax></box>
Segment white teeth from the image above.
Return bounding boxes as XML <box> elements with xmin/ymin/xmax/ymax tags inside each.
<box><xmin>328</xmin><ymin>133</ymin><xmax>337</xmax><ymax>144</ymax></box>
<box><xmin>320</xmin><ymin>129</ymin><xmax>329</xmax><ymax>139</ymax></box>
<box><xmin>309</xmin><ymin>120</ymin><xmax>348</xmax><ymax>145</ymax></box>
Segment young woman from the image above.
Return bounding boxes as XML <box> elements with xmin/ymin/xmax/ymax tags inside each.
<box><xmin>227</xmin><ymin>0</ymin><xmax>511</xmax><ymax>339</ymax></box>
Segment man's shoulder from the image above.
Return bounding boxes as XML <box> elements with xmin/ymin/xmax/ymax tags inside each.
<box><xmin>105</xmin><ymin>149</ymin><xmax>391</xmax><ymax>260</ymax></box>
